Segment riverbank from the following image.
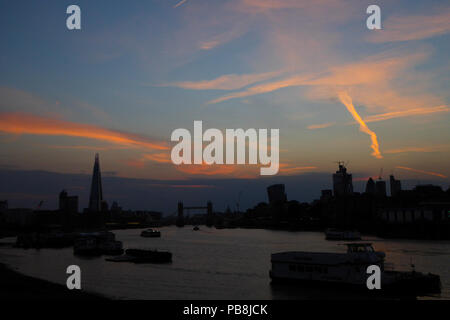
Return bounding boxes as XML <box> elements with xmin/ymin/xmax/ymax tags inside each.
<box><xmin>0</xmin><ymin>263</ymin><xmax>106</xmax><ymax>300</ymax></box>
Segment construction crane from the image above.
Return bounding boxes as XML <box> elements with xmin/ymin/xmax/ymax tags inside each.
<box><xmin>35</xmin><ymin>200</ymin><xmax>44</xmax><ymax>210</ymax></box>
<box><xmin>333</xmin><ymin>160</ymin><xmax>350</xmax><ymax>170</ymax></box>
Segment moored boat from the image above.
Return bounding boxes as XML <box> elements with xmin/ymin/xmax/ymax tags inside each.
<box><xmin>140</xmin><ymin>228</ymin><xmax>161</xmax><ymax>238</ymax></box>
<box><xmin>270</xmin><ymin>243</ymin><xmax>440</xmax><ymax>295</ymax></box>
<box><xmin>106</xmin><ymin>248</ymin><xmax>172</xmax><ymax>263</ymax></box>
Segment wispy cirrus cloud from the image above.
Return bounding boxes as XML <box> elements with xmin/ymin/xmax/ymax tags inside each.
<box><xmin>385</xmin><ymin>145</ymin><xmax>448</xmax><ymax>154</ymax></box>
<box><xmin>307</xmin><ymin>105</ymin><xmax>450</xmax><ymax>130</ymax></box>
<box><xmin>207</xmin><ymin>74</ymin><xmax>312</xmax><ymax>104</ymax></box>
<box><xmin>396</xmin><ymin>166</ymin><xmax>447</xmax><ymax>179</ymax></box>
<box><xmin>307</xmin><ymin>122</ymin><xmax>336</xmax><ymax>130</ymax></box>
<box><xmin>0</xmin><ymin>112</ymin><xmax>169</xmax><ymax>151</ymax></box>
<box><xmin>368</xmin><ymin>8</ymin><xmax>450</xmax><ymax>43</ymax></box>
<box><xmin>206</xmin><ymin>49</ymin><xmax>438</xmax><ymax>112</ymax></box>
<box><xmin>175</xmin><ymin>163</ymin><xmax>239</xmax><ymax>177</ymax></box>
<box><xmin>235</xmin><ymin>0</ymin><xmax>347</xmax><ymax>15</ymax></box>
<box><xmin>142</xmin><ymin>153</ymin><xmax>172</xmax><ymax>163</ymax></box>
<box><xmin>198</xmin><ymin>26</ymin><xmax>247</xmax><ymax>50</ymax></box>
<box><xmin>125</xmin><ymin>152</ymin><xmax>172</xmax><ymax>169</ymax></box>
<box><xmin>278</xmin><ymin>164</ymin><xmax>317</xmax><ymax>175</ymax></box>
<box><xmin>46</xmin><ymin>145</ymin><xmax>128</xmax><ymax>151</ymax></box>
<box><xmin>173</xmin><ymin>0</ymin><xmax>187</xmax><ymax>9</ymax></box>
<box><xmin>363</xmin><ymin>105</ymin><xmax>450</xmax><ymax>123</ymax></box>
<box><xmin>161</xmin><ymin>70</ymin><xmax>282</xmax><ymax>91</ymax></box>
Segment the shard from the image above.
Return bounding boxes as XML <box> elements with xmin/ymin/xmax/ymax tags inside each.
<box><xmin>88</xmin><ymin>153</ymin><xmax>103</xmax><ymax>212</ymax></box>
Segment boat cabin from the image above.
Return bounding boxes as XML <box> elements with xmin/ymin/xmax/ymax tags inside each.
<box><xmin>345</xmin><ymin>243</ymin><xmax>375</xmax><ymax>253</ymax></box>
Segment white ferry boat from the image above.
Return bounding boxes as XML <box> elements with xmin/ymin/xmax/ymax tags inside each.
<box><xmin>270</xmin><ymin>243</ymin><xmax>440</xmax><ymax>295</ymax></box>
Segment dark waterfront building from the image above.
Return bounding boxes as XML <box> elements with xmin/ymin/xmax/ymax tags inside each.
<box><xmin>321</xmin><ymin>190</ymin><xmax>332</xmax><ymax>201</ymax></box>
<box><xmin>332</xmin><ymin>162</ymin><xmax>353</xmax><ymax>196</ymax></box>
<box><xmin>414</xmin><ymin>184</ymin><xmax>443</xmax><ymax>197</ymax></box>
<box><xmin>390</xmin><ymin>175</ymin><xmax>402</xmax><ymax>197</ymax></box>
<box><xmin>375</xmin><ymin>179</ymin><xmax>387</xmax><ymax>197</ymax></box>
<box><xmin>0</xmin><ymin>200</ymin><xmax>8</xmax><ymax>211</ymax></box>
<box><xmin>88</xmin><ymin>153</ymin><xmax>103</xmax><ymax>213</ymax></box>
<box><xmin>365</xmin><ymin>178</ymin><xmax>376</xmax><ymax>194</ymax></box>
<box><xmin>59</xmin><ymin>190</ymin><xmax>78</xmax><ymax>214</ymax></box>
<box><xmin>59</xmin><ymin>190</ymin><xmax>78</xmax><ymax>231</ymax></box>
<box><xmin>177</xmin><ymin>202</ymin><xmax>185</xmax><ymax>227</ymax></box>
<box><xmin>378</xmin><ymin>202</ymin><xmax>450</xmax><ymax>239</ymax></box>
<box><xmin>267</xmin><ymin>184</ymin><xmax>287</xmax><ymax>204</ymax></box>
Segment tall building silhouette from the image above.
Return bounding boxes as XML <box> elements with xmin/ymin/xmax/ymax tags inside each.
<box><xmin>267</xmin><ymin>184</ymin><xmax>287</xmax><ymax>204</ymax></box>
<box><xmin>365</xmin><ymin>177</ymin><xmax>376</xmax><ymax>194</ymax></box>
<box><xmin>332</xmin><ymin>162</ymin><xmax>353</xmax><ymax>196</ymax></box>
<box><xmin>375</xmin><ymin>179</ymin><xmax>387</xmax><ymax>197</ymax></box>
<box><xmin>88</xmin><ymin>153</ymin><xmax>103</xmax><ymax>213</ymax></box>
<box><xmin>389</xmin><ymin>175</ymin><xmax>402</xmax><ymax>197</ymax></box>
<box><xmin>59</xmin><ymin>190</ymin><xmax>78</xmax><ymax>213</ymax></box>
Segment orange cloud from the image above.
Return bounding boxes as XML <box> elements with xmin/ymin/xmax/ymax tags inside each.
<box><xmin>278</xmin><ymin>164</ymin><xmax>317</xmax><ymax>175</ymax></box>
<box><xmin>46</xmin><ymin>145</ymin><xmax>128</xmax><ymax>151</ymax></box>
<box><xmin>307</xmin><ymin>122</ymin><xmax>335</xmax><ymax>130</ymax></box>
<box><xmin>169</xmin><ymin>184</ymin><xmax>215</xmax><ymax>188</ymax></box>
<box><xmin>396</xmin><ymin>166</ymin><xmax>447</xmax><ymax>179</ymax></box>
<box><xmin>142</xmin><ymin>153</ymin><xmax>172</xmax><ymax>163</ymax></box>
<box><xmin>368</xmin><ymin>8</ymin><xmax>450</xmax><ymax>43</ymax></box>
<box><xmin>0</xmin><ymin>112</ymin><xmax>168</xmax><ymax>151</ymax></box>
<box><xmin>125</xmin><ymin>152</ymin><xmax>172</xmax><ymax>169</ymax></box>
<box><xmin>385</xmin><ymin>146</ymin><xmax>448</xmax><ymax>154</ymax></box>
<box><xmin>175</xmin><ymin>164</ymin><xmax>239</xmax><ymax>176</ymax></box>
<box><xmin>126</xmin><ymin>159</ymin><xmax>146</xmax><ymax>169</ymax></box>
<box><xmin>338</xmin><ymin>91</ymin><xmax>382</xmax><ymax>159</ymax></box>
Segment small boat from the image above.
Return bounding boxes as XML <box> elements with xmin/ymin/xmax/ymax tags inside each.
<box><xmin>140</xmin><ymin>229</ymin><xmax>161</xmax><ymax>238</ymax></box>
<box><xmin>99</xmin><ymin>240</ymin><xmax>124</xmax><ymax>255</ymax></box>
<box><xmin>325</xmin><ymin>228</ymin><xmax>361</xmax><ymax>240</ymax></box>
<box><xmin>193</xmin><ymin>226</ymin><xmax>200</xmax><ymax>231</ymax></box>
<box><xmin>270</xmin><ymin>243</ymin><xmax>440</xmax><ymax>295</ymax></box>
<box><xmin>106</xmin><ymin>249</ymin><xmax>172</xmax><ymax>264</ymax></box>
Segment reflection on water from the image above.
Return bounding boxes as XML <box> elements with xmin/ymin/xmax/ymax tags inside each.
<box><xmin>0</xmin><ymin>227</ymin><xmax>449</xmax><ymax>300</ymax></box>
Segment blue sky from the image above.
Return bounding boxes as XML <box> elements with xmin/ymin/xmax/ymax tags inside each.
<box><xmin>0</xmin><ymin>0</ymin><xmax>449</xmax><ymax>210</ymax></box>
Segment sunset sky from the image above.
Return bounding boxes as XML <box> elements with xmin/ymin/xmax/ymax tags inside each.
<box><xmin>0</xmin><ymin>0</ymin><xmax>449</xmax><ymax>211</ymax></box>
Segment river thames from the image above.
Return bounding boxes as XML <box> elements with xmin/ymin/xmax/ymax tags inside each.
<box><xmin>1</xmin><ymin>227</ymin><xmax>449</xmax><ymax>299</ymax></box>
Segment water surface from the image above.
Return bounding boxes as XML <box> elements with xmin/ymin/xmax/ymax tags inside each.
<box><xmin>1</xmin><ymin>227</ymin><xmax>448</xmax><ymax>299</ymax></box>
